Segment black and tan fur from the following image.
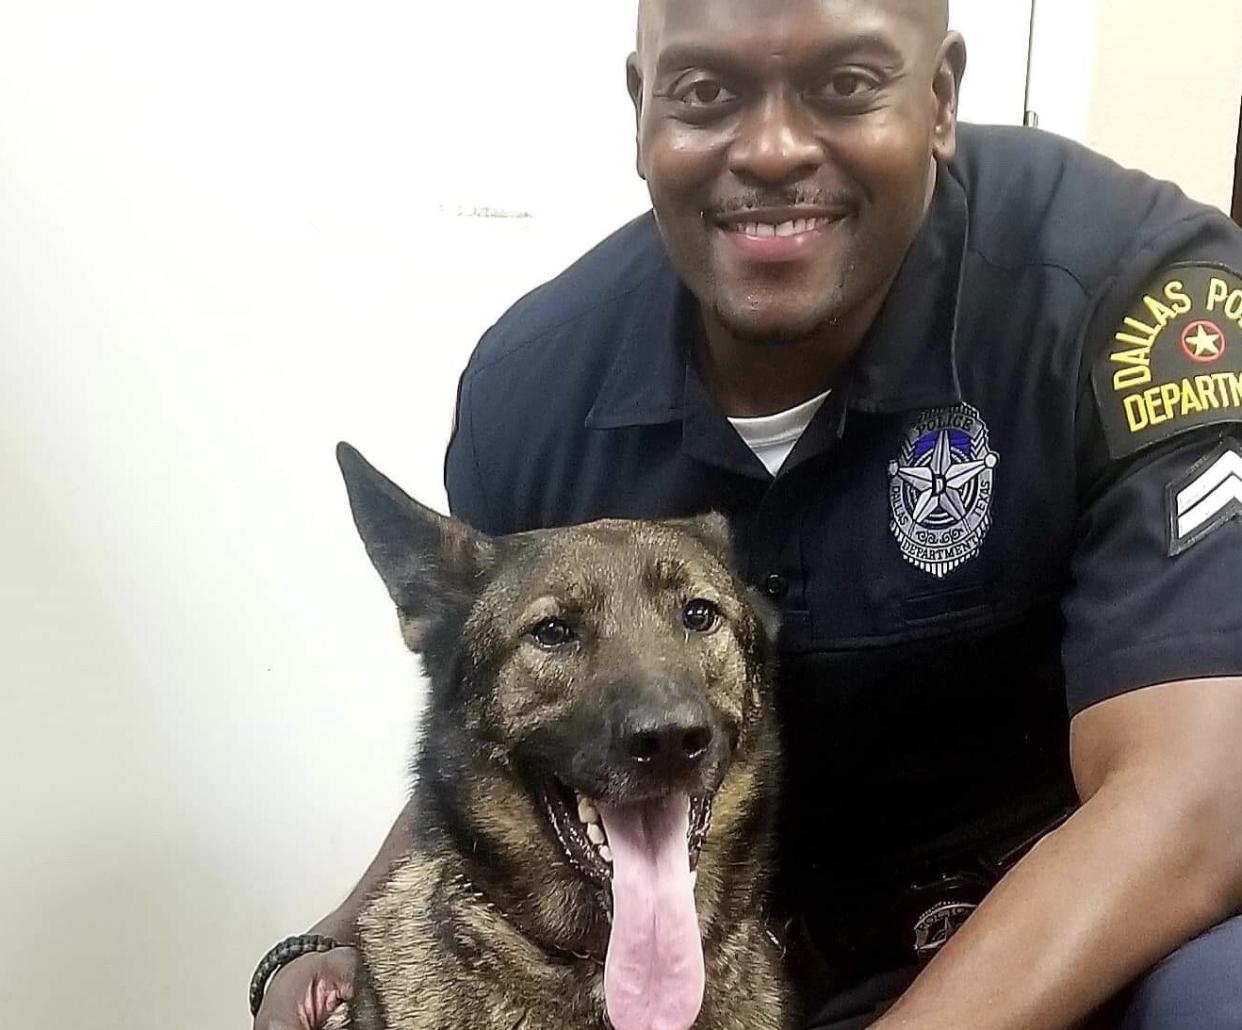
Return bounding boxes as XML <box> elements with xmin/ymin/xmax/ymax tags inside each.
<box><xmin>330</xmin><ymin>443</ymin><xmax>790</xmax><ymax>1030</ymax></box>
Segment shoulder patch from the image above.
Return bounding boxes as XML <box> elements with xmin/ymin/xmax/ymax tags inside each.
<box><xmin>1167</xmin><ymin>438</ymin><xmax>1242</xmax><ymax>555</ymax></box>
<box><xmin>1092</xmin><ymin>263</ymin><xmax>1242</xmax><ymax>459</ymax></box>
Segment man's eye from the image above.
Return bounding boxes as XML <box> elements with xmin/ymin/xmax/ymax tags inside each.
<box><xmin>529</xmin><ymin>618</ymin><xmax>576</xmax><ymax>649</ymax></box>
<box><xmin>816</xmin><ymin>70</ymin><xmax>881</xmax><ymax>102</ymax></box>
<box><xmin>674</xmin><ymin>79</ymin><xmax>737</xmax><ymax>107</ymax></box>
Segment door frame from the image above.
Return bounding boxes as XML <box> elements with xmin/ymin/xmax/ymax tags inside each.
<box><xmin>1232</xmin><ymin>91</ymin><xmax>1241</xmax><ymax>225</ymax></box>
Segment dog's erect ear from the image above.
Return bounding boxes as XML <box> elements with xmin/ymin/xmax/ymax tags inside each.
<box><xmin>336</xmin><ymin>442</ymin><xmax>494</xmax><ymax>652</ymax></box>
<box><xmin>662</xmin><ymin>511</ymin><xmax>779</xmax><ymax>642</ymax></box>
<box><xmin>660</xmin><ymin>511</ymin><xmax>734</xmax><ymax>566</ymax></box>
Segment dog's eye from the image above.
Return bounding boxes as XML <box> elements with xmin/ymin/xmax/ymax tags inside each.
<box><xmin>529</xmin><ymin>618</ymin><xmax>575</xmax><ymax>649</ymax></box>
<box><xmin>682</xmin><ymin>598</ymin><xmax>721</xmax><ymax>634</ymax></box>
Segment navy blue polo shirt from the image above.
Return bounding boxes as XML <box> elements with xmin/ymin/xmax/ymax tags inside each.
<box><xmin>444</xmin><ymin>125</ymin><xmax>1242</xmax><ymax>901</ymax></box>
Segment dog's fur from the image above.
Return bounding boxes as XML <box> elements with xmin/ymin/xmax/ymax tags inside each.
<box><xmin>330</xmin><ymin>444</ymin><xmax>790</xmax><ymax>1030</ymax></box>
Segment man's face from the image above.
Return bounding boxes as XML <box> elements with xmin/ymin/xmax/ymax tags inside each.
<box><xmin>629</xmin><ymin>0</ymin><xmax>963</xmax><ymax>343</ymax></box>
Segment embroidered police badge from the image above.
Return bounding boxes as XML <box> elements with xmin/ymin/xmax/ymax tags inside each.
<box><xmin>888</xmin><ymin>404</ymin><xmax>999</xmax><ymax>578</ymax></box>
<box><xmin>1092</xmin><ymin>263</ymin><xmax>1242</xmax><ymax>459</ymax></box>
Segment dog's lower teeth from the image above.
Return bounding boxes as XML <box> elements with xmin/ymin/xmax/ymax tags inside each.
<box><xmin>599</xmin><ymin>845</ymin><xmax>613</xmax><ymax>863</ymax></box>
<box><xmin>586</xmin><ymin>823</ymin><xmax>606</xmax><ymax>846</ymax></box>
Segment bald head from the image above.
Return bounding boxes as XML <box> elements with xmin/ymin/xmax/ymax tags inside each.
<box><xmin>637</xmin><ymin>0</ymin><xmax>950</xmax><ymax>56</ymax></box>
<box><xmin>623</xmin><ymin>0</ymin><xmax>966</xmax><ymax>357</ymax></box>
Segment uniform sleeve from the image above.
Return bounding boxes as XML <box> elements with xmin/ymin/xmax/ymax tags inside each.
<box><xmin>1062</xmin><ymin>210</ymin><xmax>1242</xmax><ymax>714</ymax></box>
<box><xmin>444</xmin><ymin>368</ymin><xmax>500</xmax><ymax>535</ymax></box>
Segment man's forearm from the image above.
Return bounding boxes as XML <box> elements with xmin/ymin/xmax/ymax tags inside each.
<box><xmin>871</xmin><ymin>772</ymin><xmax>1242</xmax><ymax>1030</ymax></box>
<box><xmin>310</xmin><ymin>799</ymin><xmax>415</xmax><ymax>942</ymax></box>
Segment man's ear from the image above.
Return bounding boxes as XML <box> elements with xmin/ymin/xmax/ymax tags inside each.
<box><xmin>931</xmin><ymin>31</ymin><xmax>967</xmax><ymax>162</ymax></box>
<box><xmin>336</xmin><ymin>442</ymin><xmax>494</xmax><ymax>652</ymax></box>
<box><xmin>626</xmin><ymin>52</ymin><xmax>647</xmax><ymax>181</ymax></box>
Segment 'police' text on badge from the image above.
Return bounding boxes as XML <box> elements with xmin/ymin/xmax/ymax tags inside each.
<box><xmin>888</xmin><ymin>404</ymin><xmax>999</xmax><ymax>578</ymax></box>
<box><xmin>1093</xmin><ymin>264</ymin><xmax>1242</xmax><ymax>458</ymax></box>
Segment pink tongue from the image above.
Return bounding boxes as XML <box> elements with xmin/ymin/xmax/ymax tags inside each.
<box><xmin>597</xmin><ymin>795</ymin><xmax>704</xmax><ymax>1030</ymax></box>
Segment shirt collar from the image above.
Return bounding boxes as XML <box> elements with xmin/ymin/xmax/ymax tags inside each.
<box><xmin>842</xmin><ymin>162</ymin><xmax>967</xmax><ymax>415</ymax></box>
<box><xmin>583</xmin><ymin>227</ymin><xmax>692</xmax><ymax>430</ymax></box>
<box><xmin>584</xmin><ymin>162</ymin><xmax>968</xmax><ymax>435</ymax></box>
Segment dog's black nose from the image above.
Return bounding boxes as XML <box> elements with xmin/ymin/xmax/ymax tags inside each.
<box><xmin>615</xmin><ymin>702</ymin><xmax>714</xmax><ymax>777</ymax></box>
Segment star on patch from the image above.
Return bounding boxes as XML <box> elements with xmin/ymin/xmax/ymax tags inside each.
<box><xmin>1180</xmin><ymin>320</ymin><xmax>1225</xmax><ymax>363</ymax></box>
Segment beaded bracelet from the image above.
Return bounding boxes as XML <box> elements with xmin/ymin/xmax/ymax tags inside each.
<box><xmin>248</xmin><ymin>933</ymin><xmax>346</xmax><ymax>1017</ymax></box>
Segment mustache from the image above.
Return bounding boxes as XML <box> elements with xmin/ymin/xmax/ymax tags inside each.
<box><xmin>706</xmin><ymin>187</ymin><xmax>856</xmax><ymax>219</ymax></box>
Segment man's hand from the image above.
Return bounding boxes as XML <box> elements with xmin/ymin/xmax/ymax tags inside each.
<box><xmin>253</xmin><ymin>799</ymin><xmax>414</xmax><ymax>1028</ymax></box>
<box><xmin>253</xmin><ymin>947</ymin><xmax>358</xmax><ymax>1030</ymax></box>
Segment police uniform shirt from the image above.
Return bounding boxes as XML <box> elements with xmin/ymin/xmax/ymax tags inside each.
<box><xmin>443</xmin><ymin>124</ymin><xmax>1242</xmax><ymax>907</ymax></box>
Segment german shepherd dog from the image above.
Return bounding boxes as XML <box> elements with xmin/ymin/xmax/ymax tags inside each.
<box><xmin>330</xmin><ymin>444</ymin><xmax>789</xmax><ymax>1030</ymax></box>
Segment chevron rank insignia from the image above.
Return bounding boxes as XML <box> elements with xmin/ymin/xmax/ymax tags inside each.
<box><xmin>1167</xmin><ymin>439</ymin><xmax>1242</xmax><ymax>555</ymax></box>
<box><xmin>1093</xmin><ymin>264</ymin><xmax>1242</xmax><ymax>459</ymax></box>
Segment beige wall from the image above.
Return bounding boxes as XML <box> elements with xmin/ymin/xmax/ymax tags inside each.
<box><xmin>1086</xmin><ymin>0</ymin><xmax>1242</xmax><ymax>212</ymax></box>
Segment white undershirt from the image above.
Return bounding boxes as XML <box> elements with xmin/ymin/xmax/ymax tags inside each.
<box><xmin>727</xmin><ymin>389</ymin><xmax>831</xmax><ymax>477</ymax></box>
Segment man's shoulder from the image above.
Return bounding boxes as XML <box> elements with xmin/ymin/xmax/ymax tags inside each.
<box><xmin>446</xmin><ymin>212</ymin><xmax>684</xmax><ymax>533</ymax></box>
<box><xmin>464</xmin><ymin>211</ymin><xmax>670</xmax><ymax>378</ymax></box>
<box><xmin>953</xmin><ymin>123</ymin><xmax>1222</xmax><ymax>292</ymax></box>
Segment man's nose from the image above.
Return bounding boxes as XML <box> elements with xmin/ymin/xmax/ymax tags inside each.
<box><xmin>727</xmin><ymin>91</ymin><xmax>825</xmax><ymax>185</ymax></box>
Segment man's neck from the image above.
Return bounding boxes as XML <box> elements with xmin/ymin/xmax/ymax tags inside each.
<box><xmin>696</xmin><ymin>161</ymin><xmax>941</xmax><ymax>419</ymax></box>
<box><xmin>695</xmin><ymin>287</ymin><xmax>889</xmax><ymax>418</ymax></box>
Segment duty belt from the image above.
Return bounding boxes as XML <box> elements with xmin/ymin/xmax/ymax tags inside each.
<box><xmin>784</xmin><ymin>805</ymin><xmax>1077</xmax><ymax>993</ymax></box>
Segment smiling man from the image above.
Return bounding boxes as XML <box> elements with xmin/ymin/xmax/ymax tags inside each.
<box><xmin>252</xmin><ymin>1</ymin><xmax>1242</xmax><ymax>1028</ymax></box>
<box><xmin>633</xmin><ymin>0</ymin><xmax>952</xmax><ymax>411</ymax></box>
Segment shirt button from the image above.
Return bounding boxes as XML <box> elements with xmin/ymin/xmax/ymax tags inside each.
<box><xmin>763</xmin><ymin>574</ymin><xmax>788</xmax><ymax>600</ymax></box>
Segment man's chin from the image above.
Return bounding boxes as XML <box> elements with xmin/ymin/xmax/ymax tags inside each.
<box><xmin>709</xmin><ymin>300</ymin><xmax>841</xmax><ymax>347</ymax></box>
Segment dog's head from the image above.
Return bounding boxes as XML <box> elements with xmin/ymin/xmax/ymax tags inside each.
<box><xmin>338</xmin><ymin>443</ymin><xmax>779</xmax><ymax>1030</ymax></box>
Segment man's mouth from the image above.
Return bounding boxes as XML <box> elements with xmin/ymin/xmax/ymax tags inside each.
<box><xmin>710</xmin><ymin>207</ymin><xmax>850</xmax><ymax>262</ymax></box>
<box><xmin>722</xmin><ymin>215</ymin><xmax>833</xmax><ymax>239</ymax></box>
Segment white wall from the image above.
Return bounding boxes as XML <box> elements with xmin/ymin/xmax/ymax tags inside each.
<box><xmin>1026</xmin><ymin>0</ymin><xmax>1103</xmax><ymax>143</ymax></box>
<box><xmin>950</xmin><ymin>0</ymin><xmax>1036</xmax><ymax>127</ymax></box>
<box><xmin>0</xmin><ymin>3</ymin><xmax>1193</xmax><ymax>1029</ymax></box>
<box><xmin>1</xmin><ymin>4</ymin><xmax>644</xmax><ymax>1028</ymax></box>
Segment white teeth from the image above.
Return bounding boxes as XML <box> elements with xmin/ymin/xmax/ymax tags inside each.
<box><xmin>732</xmin><ymin>217</ymin><xmax>822</xmax><ymax>238</ymax></box>
<box><xmin>690</xmin><ymin>871</ymin><xmax>698</xmax><ymax>890</ymax></box>
<box><xmin>573</xmin><ymin>792</ymin><xmax>612</xmax><ymax>866</ymax></box>
<box><xmin>577</xmin><ymin>796</ymin><xmax>599</xmax><ymax>825</ymax></box>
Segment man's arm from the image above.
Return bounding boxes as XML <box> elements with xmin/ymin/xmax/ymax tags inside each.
<box><xmin>871</xmin><ymin>676</ymin><xmax>1242</xmax><ymax>1030</ymax></box>
<box><xmin>252</xmin><ymin>800</ymin><xmax>414</xmax><ymax>1029</ymax></box>
<box><xmin>308</xmin><ymin>799</ymin><xmax>415</xmax><ymax>939</ymax></box>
